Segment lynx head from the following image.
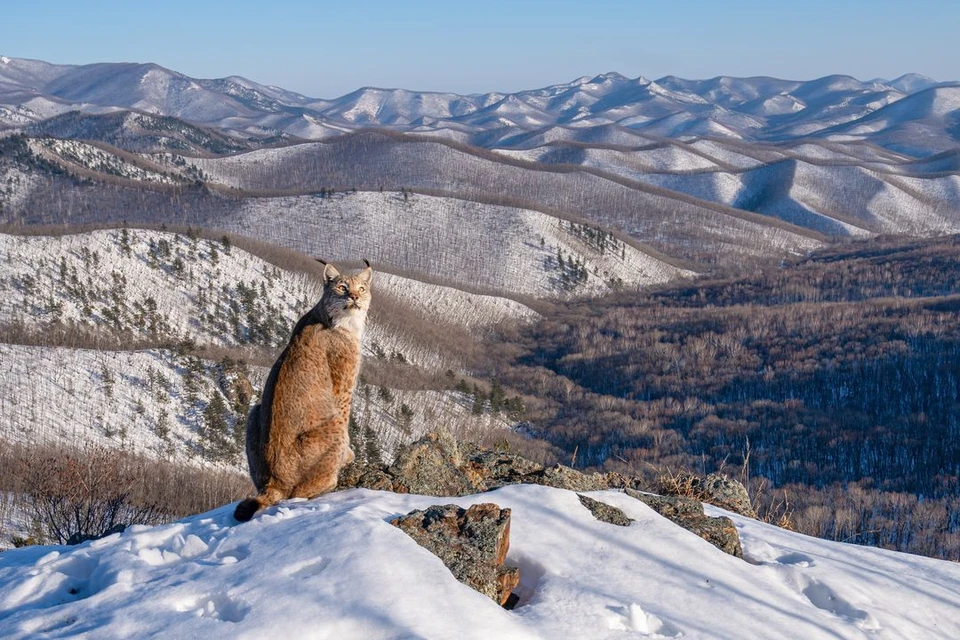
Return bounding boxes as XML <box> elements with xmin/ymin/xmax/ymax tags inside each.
<box><xmin>321</xmin><ymin>261</ymin><xmax>373</xmax><ymax>337</ymax></box>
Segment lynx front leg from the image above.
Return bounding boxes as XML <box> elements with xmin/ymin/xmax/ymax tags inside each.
<box><xmin>289</xmin><ymin>427</ymin><xmax>350</xmax><ymax>499</ymax></box>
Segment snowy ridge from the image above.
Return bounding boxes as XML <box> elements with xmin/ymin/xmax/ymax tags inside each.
<box><xmin>631</xmin><ymin>158</ymin><xmax>960</xmax><ymax>235</ymax></box>
<box><xmin>0</xmin><ymin>229</ymin><xmax>535</xmax><ymax>354</ymax></box>
<box><xmin>3</xmin><ymin>58</ymin><xmax>957</xmax><ymax>273</ymax></box>
<box><xmin>0</xmin><ymin>229</ymin><xmax>532</xmax><ymax>468</ymax></box>
<box><xmin>9</xmin><ymin>121</ymin><xmax>947</xmax><ymax>271</ymax></box>
<box><xmin>218</xmin><ymin>192</ymin><xmax>690</xmax><ymax>297</ymax></box>
<box><xmin>0</xmin><ymin>485</ymin><xmax>956</xmax><ymax>639</ymax></box>
<box><xmin>1</xmin><ymin>56</ymin><xmax>957</xmax><ymax>155</ymax></box>
<box><xmin>0</xmin><ymin>343</ymin><xmax>254</xmax><ymax>464</ymax></box>
<box><xmin>30</xmin><ymin>138</ymin><xmax>182</xmax><ymax>185</ymax></box>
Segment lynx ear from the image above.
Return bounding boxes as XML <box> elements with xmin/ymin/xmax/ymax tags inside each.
<box><xmin>323</xmin><ymin>263</ymin><xmax>341</xmax><ymax>282</ymax></box>
<box><xmin>358</xmin><ymin>263</ymin><xmax>373</xmax><ymax>285</ymax></box>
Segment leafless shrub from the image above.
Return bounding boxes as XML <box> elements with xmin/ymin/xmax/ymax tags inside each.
<box><xmin>15</xmin><ymin>443</ymin><xmax>165</xmax><ymax>544</ymax></box>
<box><xmin>0</xmin><ymin>440</ymin><xmax>250</xmax><ymax>545</ymax></box>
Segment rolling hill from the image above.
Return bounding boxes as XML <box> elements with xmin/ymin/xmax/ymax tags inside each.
<box><xmin>2</xmin><ymin>55</ymin><xmax>960</xmax><ymax>568</ymax></box>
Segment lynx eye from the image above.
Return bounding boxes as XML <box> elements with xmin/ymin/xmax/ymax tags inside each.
<box><xmin>357</xmin><ymin>286</ymin><xmax>366</xmax><ymax>293</ymax></box>
<box><xmin>335</xmin><ymin>284</ymin><xmax>347</xmax><ymax>294</ymax></box>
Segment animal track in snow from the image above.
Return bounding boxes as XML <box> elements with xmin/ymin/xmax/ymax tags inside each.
<box><xmin>741</xmin><ymin>541</ymin><xmax>879</xmax><ymax>631</ymax></box>
<box><xmin>212</xmin><ymin>543</ymin><xmax>251</xmax><ymax>566</ymax></box>
<box><xmin>802</xmin><ymin>579</ymin><xmax>880</xmax><ymax>631</ymax></box>
<box><xmin>0</xmin><ymin>550</ymin><xmax>104</xmax><ymax>632</ymax></box>
<box><xmin>776</xmin><ymin>552</ymin><xmax>815</xmax><ymax>567</ymax></box>
<box><xmin>285</xmin><ymin>557</ymin><xmax>331</xmax><ymax>579</ymax></box>
<box><xmin>174</xmin><ymin>592</ymin><xmax>248</xmax><ymax>623</ymax></box>
<box><xmin>606</xmin><ymin>603</ymin><xmax>682</xmax><ymax>637</ymax></box>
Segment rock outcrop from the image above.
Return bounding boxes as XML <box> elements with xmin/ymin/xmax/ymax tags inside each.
<box><xmin>391</xmin><ymin>503</ymin><xmax>519</xmax><ymax>607</ymax></box>
<box><xmin>577</xmin><ymin>494</ymin><xmax>634</xmax><ymax>527</ymax></box>
<box><xmin>339</xmin><ymin>431</ymin><xmax>617</xmax><ymax>496</ymax></box>
<box><xmin>657</xmin><ymin>472</ymin><xmax>757</xmax><ymax>519</ymax></box>
<box><xmin>625</xmin><ymin>488</ymin><xmax>743</xmax><ymax>557</ymax></box>
<box><xmin>386</xmin><ymin>431</ymin><xmax>479</xmax><ymax>496</ymax></box>
<box><xmin>342</xmin><ymin>431</ymin><xmax>747</xmax><ymax>562</ymax></box>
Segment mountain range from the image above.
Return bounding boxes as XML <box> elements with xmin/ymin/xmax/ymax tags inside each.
<box><xmin>1</xmin><ymin>56</ymin><xmax>957</xmax><ymax>155</ymax></box>
<box><xmin>2</xmin><ymin>55</ymin><xmax>960</xmax><ymax>563</ymax></box>
<box><xmin>2</xmin><ymin>55</ymin><xmax>960</xmax><ymax>295</ymax></box>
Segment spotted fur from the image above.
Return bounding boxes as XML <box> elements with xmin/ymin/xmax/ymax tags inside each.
<box><xmin>234</xmin><ymin>262</ymin><xmax>372</xmax><ymax>522</ymax></box>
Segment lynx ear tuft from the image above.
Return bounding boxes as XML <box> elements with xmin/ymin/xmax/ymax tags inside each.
<box><xmin>323</xmin><ymin>263</ymin><xmax>341</xmax><ymax>282</ymax></box>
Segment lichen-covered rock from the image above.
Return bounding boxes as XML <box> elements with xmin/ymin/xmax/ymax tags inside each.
<box><xmin>461</xmin><ymin>446</ymin><xmax>545</xmax><ymax>489</ymax></box>
<box><xmin>523</xmin><ymin>464</ymin><xmax>609</xmax><ymax>491</ymax></box>
<box><xmin>624</xmin><ymin>490</ymin><xmax>704</xmax><ymax>520</ymax></box>
<box><xmin>577</xmin><ymin>494</ymin><xmax>633</xmax><ymax>526</ymax></box>
<box><xmin>625</xmin><ymin>488</ymin><xmax>743</xmax><ymax>558</ymax></box>
<box><xmin>391</xmin><ymin>503</ymin><xmax>519</xmax><ymax>606</ymax></box>
<box><xmin>337</xmin><ymin>462</ymin><xmax>397</xmax><ymax>492</ymax></box>
<box><xmin>387</xmin><ymin>431</ymin><xmax>482</xmax><ymax>496</ymax></box>
<box><xmin>341</xmin><ymin>432</ymin><xmax>743</xmax><ymax>559</ymax></box>
<box><xmin>682</xmin><ymin>515</ymin><xmax>742</xmax><ymax>558</ymax></box>
<box><xmin>657</xmin><ymin>472</ymin><xmax>757</xmax><ymax>519</ymax></box>
<box><xmin>341</xmin><ymin>432</ymin><xmax>588</xmax><ymax>496</ymax></box>
<box><xmin>698</xmin><ymin>473</ymin><xmax>757</xmax><ymax>519</ymax></box>
<box><xmin>602</xmin><ymin>472</ymin><xmax>639</xmax><ymax>490</ymax></box>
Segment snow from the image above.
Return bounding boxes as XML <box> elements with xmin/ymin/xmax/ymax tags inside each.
<box><xmin>0</xmin><ymin>485</ymin><xmax>956</xmax><ymax>639</ymax></box>
<box><xmin>0</xmin><ymin>229</ymin><xmax>318</xmax><ymax>349</ymax></box>
<box><xmin>0</xmin><ymin>230</ymin><xmax>529</xmax><ymax>469</ymax></box>
<box><xmin>0</xmin><ymin>228</ymin><xmax>534</xmax><ymax>361</ymax></box>
<box><xmin>207</xmin><ymin>191</ymin><xmax>690</xmax><ymax>297</ymax></box>
<box><xmin>2</xmin><ymin>57</ymin><xmax>954</xmax><ymax>152</ymax></box>
<box><xmin>0</xmin><ymin>343</ymin><xmax>232</xmax><ymax>463</ymax></box>
<box><xmin>30</xmin><ymin>139</ymin><xmax>181</xmax><ymax>185</ymax></box>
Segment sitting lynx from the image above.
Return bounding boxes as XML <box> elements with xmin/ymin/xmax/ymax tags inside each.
<box><xmin>234</xmin><ymin>261</ymin><xmax>372</xmax><ymax>522</ymax></box>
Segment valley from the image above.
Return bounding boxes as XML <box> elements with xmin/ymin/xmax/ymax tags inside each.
<box><xmin>0</xmin><ymin>56</ymin><xmax>958</xmax><ymax>560</ymax></box>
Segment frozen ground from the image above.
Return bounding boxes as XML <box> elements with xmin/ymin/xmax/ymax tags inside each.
<box><xmin>0</xmin><ymin>485</ymin><xmax>956</xmax><ymax>639</ymax></box>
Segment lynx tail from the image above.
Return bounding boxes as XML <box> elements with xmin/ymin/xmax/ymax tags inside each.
<box><xmin>233</xmin><ymin>498</ymin><xmax>261</xmax><ymax>522</ymax></box>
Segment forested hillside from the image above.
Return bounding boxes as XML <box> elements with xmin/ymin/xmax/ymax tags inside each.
<box><xmin>486</xmin><ymin>235</ymin><xmax>960</xmax><ymax>559</ymax></box>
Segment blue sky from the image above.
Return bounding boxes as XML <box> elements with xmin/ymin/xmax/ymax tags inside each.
<box><xmin>3</xmin><ymin>0</ymin><xmax>957</xmax><ymax>97</ymax></box>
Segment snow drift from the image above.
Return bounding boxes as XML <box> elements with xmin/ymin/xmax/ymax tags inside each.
<box><xmin>0</xmin><ymin>485</ymin><xmax>957</xmax><ymax>639</ymax></box>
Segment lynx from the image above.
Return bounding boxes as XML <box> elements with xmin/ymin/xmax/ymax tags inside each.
<box><xmin>234</xmin><ymin>261</ymin><xmax>372</xmax><ymax>522</ymax></box>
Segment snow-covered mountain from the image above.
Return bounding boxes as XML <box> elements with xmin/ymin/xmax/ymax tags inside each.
<box><xmin>2</xmin><ymin>56</ymin><xmax>958</xmax><ymax>278</ymax></box>
<box><xmin>1</xmin><ymin>56</ymin><xmax>957</xmax><ymax>154</ymax></box>
<box><xmin>0</xmin><ymin>485</ymin><xmax>957</xmax><ymax>639</ymax></box>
